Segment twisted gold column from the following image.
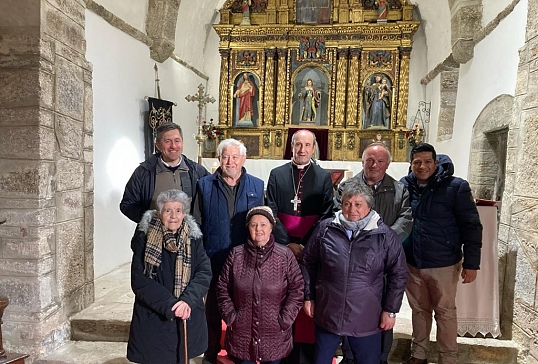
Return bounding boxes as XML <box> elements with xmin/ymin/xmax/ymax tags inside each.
<box><xmin>346</xmin><ymin>48</ymin><xmax>361</xmax><ymax>128</ymax></box>
<box><xmin>218</xmin><ymin>49</ymin><xmax>230</xmax><ymax>126</ymax></box>
<box><xmin>263</xmin><ymin>49</ymin><xmax>276</xmax><ymax>126</ymax></box>
<box><xmin>396</xmin><ymin>47</ymin><xmax>412</xmax><ymax>128</ymax></box>
<box><xmin>334</xmin><ymin>48</ymin><xmax>349</xmax><ymax>127</ymax></box>
<box><xmin>275</xmin><ymin>48</ymin><xmax>287</xmax><ymax>126</ymax></box>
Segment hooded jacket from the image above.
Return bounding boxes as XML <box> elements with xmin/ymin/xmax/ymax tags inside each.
<box><xmin>127</xmin><ymin>210</ymin><xmax>212</xmax><ymax>364</ymax></box>
<box><xmin>301</xmin><ymin>212</ymin><xmax>408</xmax><ymax>337</ymax></box>
<box><xmin>400</xmin><ymin>154</ymin><xmax>482</xmax><ymax>270</ymax></box>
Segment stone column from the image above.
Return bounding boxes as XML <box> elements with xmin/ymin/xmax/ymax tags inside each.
<box><xmin>436</xmin><ymin>69</ymin><xmax>458</xmax><ymax>141</ymax></box>
<box><xmin>275</xmin><ymin>48</ymin><xmax>288</xmax><ymax>126</ymax></box>
<box><xmin>334</xmin><ymin>48</ymin><xmax>349</xmax><ymax>127</ymax></box>
<box><xmin>218</xmin><ymin>49</ymin><xmax>230</xmax><ymax>126</ymax></box>
<box><xmin>500</xmin><ymin>0</ymin><xmax>538</xmax><ymax>358</ymax></box>
<box><xmin>346</xmin><ymin>48</ymin><xmax>361</xmax><ymax>128</ymax></box>
<box><xmin>263</xmin><ymin>49</ymin><xmax>277</xmax><ymax>126</ymax></box>
<box><xmin>0</xmin><ymin>0</ymin><xmax>94</xmax><ymax>359</ymax></box>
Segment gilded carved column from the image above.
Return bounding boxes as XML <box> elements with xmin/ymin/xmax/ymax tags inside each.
<box><xmin>218</xmin><ymin>49</ymin><xmax>230</xmax><ymax>126</ymax></box>
<box><xmin>346</xmin><ymin>48</ymin><xmax>361</xmax><ymax>128</ymax></box>
<box><xmin>263</xmin><ymin>49</ymin><xmax>276</xmax><ymax>126</ymax></box>
<box><xmin>397</xmin><ymin>46</ymin><xmax>412</xmax><ymax>128</ymax></box>
<box><xmin>334</xmin><ymin>48</ymin><xmax>349</xmax><ymax>127</ymax></box>
<box><xmin>275</xmin><ymin>48</ymin><xmax>287</xmax><ymax>126</ymax></box>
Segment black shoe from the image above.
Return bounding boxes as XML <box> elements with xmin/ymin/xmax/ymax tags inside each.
<box><xmin>402</xmin><ymin>358</ymin><xmax>428</xmax><ymax>364</ymax></box>
<box><xmin>338</xmin><ymin>358</ymin><xmax>354</xmax><ymax>364</ymax></box>
<box><xmin>381</xmin><ymin>361</ymin><xmax>389</xmax><ymax>364</ymax></box>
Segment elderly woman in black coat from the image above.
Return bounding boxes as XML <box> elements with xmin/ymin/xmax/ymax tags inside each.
<box><xmin>127</xmin><ymin>189</ymin><xmax>212</xmax><ymax>364</ymax></box>
<box><xmin>301</xmin><ymin>180</ymin><xmax>408</xmax><ymax>364</ymax></box>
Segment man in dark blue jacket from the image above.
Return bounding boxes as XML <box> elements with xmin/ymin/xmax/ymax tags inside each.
<box><xmin>193</xmin><ymin>138</ymin><xmax>264</xmax><ymax>364</ymax></box>
<box><xmin>120</xmin><ymin>123</ymin><xmax>209</xmax><ymax>223</ymax></box>
<box><xmin>400</xmin><ymin>143</ymin><xmax>482</xmax><ymax>364</ymax></box>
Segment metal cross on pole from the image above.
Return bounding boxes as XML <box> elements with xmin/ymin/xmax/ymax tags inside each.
<box><xmin>185</xmin><ymin>84</ymin><xmax>216</xmax><ymax>164</ymax></box>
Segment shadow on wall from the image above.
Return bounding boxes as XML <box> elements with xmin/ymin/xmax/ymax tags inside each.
<box><xmin>499</xmin><ymin>249</ymin><xmax>517</xmax><ymax>340</ymax></box>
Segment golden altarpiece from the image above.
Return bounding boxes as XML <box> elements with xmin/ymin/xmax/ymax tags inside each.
<box><xmin>213</xmin><ymin>0</ymin><xmax>419</xmax><ymax>162</ymax></box>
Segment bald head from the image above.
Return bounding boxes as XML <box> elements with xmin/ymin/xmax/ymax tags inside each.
<box><xmin>361</xmin><ymin>143</ymin><xmax>391</xmax><ymax>186</ymax></box>
<box><xmin>291</xmin><ymin>130</ymin><xmax>316</xmax><ymax>165</ymax></box>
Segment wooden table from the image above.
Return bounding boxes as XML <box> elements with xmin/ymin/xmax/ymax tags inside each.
<box><xmin>0</xmin><ymin>353</ymin><xmax>29</xmax><ymax>364</ymax></box>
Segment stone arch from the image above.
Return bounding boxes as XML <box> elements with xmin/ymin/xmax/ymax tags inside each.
<box><xmin>468</xmin><ymin>94</ymin><xmax>512</xmax><ymax>201</ymax></box>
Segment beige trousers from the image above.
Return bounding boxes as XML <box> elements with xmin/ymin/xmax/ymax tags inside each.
<box><xmin>406</xmin><ymin>262</ymin><xmax>461</xmax><ymax>364</ymax></box>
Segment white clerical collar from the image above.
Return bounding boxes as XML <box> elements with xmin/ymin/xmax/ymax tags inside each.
<box><xmin>161</xmin><ymin>156</ymin><xmax>182</xmax><ymax>168</ymax></box>
<box><xmin>292</xmin><ymin>160</ymin><xmax>311</xmax><ymax>169</ymax></box>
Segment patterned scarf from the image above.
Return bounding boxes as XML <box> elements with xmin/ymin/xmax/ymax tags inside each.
<box><xmin>144</xmin><ymin>214</ymin><xmax>192</xmax><ymax>298</ymax></box>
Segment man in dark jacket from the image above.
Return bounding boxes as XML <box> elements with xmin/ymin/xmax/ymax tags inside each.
<box><xmin>400</xmin><ymin>143</ymin><xmax>482</xmax><ymax>364</ymax></box>
<box><xmin>334</xmin><ymin>142</ymin><xmax>412</xmax><ymax>364</ymax></box>
<box><xmin>193</xmin><ymin>138</ymin><xmax>264</xmax><ymax>364</ymax></box>
<box><xmin>120</xmin><ymin>123</ymin><xmax>209</xmax><ymax>223</ymax></box>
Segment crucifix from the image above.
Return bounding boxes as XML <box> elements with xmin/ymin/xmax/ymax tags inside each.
<box><xmin>291</xmin><ymin>195</ymin><xmax>301</xmax><ymax>212</ymax></box>
<box><xmin>185</xmin><ymin>84</ymin><xmax>216</xmax><ymax>164</ymax></box>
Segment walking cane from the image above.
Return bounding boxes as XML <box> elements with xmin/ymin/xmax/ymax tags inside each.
<box><xmin>183</xmin><ymin>319</ymin><xmax>188</xmax><ymax>364</ymax></box>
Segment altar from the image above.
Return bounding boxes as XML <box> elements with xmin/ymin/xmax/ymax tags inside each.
<box><xmin>212</xmin><ymin>0</ymin><xmax>420</xmax><ymax>163</ymax></box>
<box><xmin>202</xmin><ymin>158</ymin><xmax>410</xmax><ymax>186</ymax></box>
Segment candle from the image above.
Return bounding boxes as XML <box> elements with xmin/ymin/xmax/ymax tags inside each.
<box><xmin>211</xmin><ymin>161</ymin><xmax>218</xmax><ymax>174</ymax></box>
<box><xmin>343</xmin><ymin>169</ymin><xmax>353</xmax><ymax>181</ymax></box>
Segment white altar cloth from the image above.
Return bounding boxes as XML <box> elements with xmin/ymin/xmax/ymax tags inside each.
<box><xmin>201</xmin><ymin>158</ymin><xmax>410</xmax><ymax>185</ymax></box>
<box><xmin>456</xmin><ymin>205</ymin><xmax>501</xmax><ymax>338</ymax></box>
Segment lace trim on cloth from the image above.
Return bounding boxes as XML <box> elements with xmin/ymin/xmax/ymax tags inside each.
<box><xmin>458</xmin><ymin>318</ymin><xmax>501</xmax><ymax>338</ymax></box>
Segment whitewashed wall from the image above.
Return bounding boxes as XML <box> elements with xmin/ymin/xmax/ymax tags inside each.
<box><xmin>86</xmin><ymin>10</ymin><xmax>208</xmax><ymax>278</ymax></box>
<box><xmin>431</xmin><ymin>0</ymin><xmax>527</xmax><ymax>178</ymax></box>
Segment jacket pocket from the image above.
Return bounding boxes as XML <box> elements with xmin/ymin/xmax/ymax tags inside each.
<box><xmin>246</xmin><ymin>192</ymin><xmax>261</xmax><ymax>208</ymax></box>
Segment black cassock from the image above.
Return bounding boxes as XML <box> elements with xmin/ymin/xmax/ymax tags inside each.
<box><xmin>266</xmin><ymin>161</ymin><xmax>334</xmax><ymax>247</ymax></box>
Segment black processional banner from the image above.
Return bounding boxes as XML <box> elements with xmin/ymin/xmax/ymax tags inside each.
<box><xmin>146</xmin><ymin>97</ymin><xmax>174</xmax><ymax>159</ymax></box>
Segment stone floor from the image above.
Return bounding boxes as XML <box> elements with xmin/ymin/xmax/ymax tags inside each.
<box><xmin>39</xmin><ymin>263</ymin><xmax>520</xmax><ymax>364</ymax></box>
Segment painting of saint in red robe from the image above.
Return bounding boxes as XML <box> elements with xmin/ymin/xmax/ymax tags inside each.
<box><xmin>233</xmin><ymin>72</ymin><xmax>259</xmax><ymax>126</ymax></box>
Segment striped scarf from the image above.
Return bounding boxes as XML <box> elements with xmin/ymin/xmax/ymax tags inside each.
<box><xmin>144</xmin><ymin>214</ymin><xmax>191</xmax><ymax>298</ymax></box>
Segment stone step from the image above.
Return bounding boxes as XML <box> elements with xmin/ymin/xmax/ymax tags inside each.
<box><xmin>63</xmin><ymin>263</ymin><xmax>520</xmax><ymax>364</ymax></box>
<box><xmin>389</xmin><ymin>335</ymin><xmax>520</xmax><ymax>364</ymax></box>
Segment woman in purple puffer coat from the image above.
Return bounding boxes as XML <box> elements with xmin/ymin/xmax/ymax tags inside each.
<box><xmin>217</xmin><ymin>206</ymin><xmax>304</xmax><ymax>364</ymax></box>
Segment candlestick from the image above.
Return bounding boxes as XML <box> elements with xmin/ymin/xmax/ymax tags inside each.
<box><xmin>211</xmin><ymin>162</ymin><xmax>218</xmax><ymax>174</ymax></box>
<box><xmin>343</xmin><ymin>170</ymin><xmax>354</xmax><ymax>181</ymax></box>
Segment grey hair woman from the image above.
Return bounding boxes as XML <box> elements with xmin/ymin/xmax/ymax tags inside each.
<box><xmin>301</xmin><ymin>180</ymin><xmax>408</xmax><ymax>364</ymax></box>
<box><xmin>127</xmin><ymin>189</ymin><xmax>212</xmax><ymax>364</ymax></box>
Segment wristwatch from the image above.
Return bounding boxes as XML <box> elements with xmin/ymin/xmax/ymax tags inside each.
<box><xmin>387</xmin><ymin>312</ymin><xmax>396</xmax><ymax>318</ymax></box>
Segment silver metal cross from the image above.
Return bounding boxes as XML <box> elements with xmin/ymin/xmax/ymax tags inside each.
<box><xmin>291</xmin><ymin>195</ymin><xmax>301</xmax><ymax>212</ymax></box>
<box><xmin>185</xmin><ymin>84</ymin><xmax>216</xmax><ymax>125</ymax></box>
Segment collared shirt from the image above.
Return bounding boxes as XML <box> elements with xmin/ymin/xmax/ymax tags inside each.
<box><xmin>362</xmin><ymin>173</ymin><xmax>383</xmax><ymax>191</ymax></box>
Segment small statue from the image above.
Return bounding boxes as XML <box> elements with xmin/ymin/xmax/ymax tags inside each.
<box><xmin>0</xmin><ymin>296</ymin><xmax>9</xmax><ymax>357</ymax></box>
<box><xmin>376</xmin><ymin>0</ymin><xmax>388</xmax><ymax>22</ymax></box>
<box><xmin>240</xmin><ymin>0</ymin><xmax>252</xmax><ymax>25</ymax></box>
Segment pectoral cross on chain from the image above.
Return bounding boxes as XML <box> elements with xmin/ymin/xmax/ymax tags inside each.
<box><xmin>291</xmin><ymin>195</ymin><xmax>301</xmax><ymax>212</ymax></box>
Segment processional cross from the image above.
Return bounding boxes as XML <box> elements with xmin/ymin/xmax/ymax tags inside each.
<box><xmin>185</xmin><ymin>84</ymin><xmax>216</xmax><ymax>164</ymax></box>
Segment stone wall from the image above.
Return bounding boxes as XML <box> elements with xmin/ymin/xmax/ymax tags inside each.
<box><xmin>501</xmin><ymin>0</ymin><xmax>538</xmax><ymax>360</ymax></box>
<box><xmin>0</xmin><ymin>0</ymin><xmax>94</xmax><ymax>359</ymax></box>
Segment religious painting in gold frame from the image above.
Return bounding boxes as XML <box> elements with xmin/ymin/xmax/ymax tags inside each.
<box><xmin>232</xmin><ymin>72</ymin><xmax>260</xmax><ymax>127</ymax></box>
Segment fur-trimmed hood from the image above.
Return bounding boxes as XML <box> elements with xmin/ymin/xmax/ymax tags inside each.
<box><xmin>137</xmin><ymin>210</ymin><xmax>203</xmax><ymax>240</ymax></box>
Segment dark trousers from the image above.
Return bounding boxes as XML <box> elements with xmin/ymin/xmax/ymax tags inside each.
<box><xmin>315</xmin><ymin>325</ymin><xmax>381</xmax><ymax>364</ymax></box>
<box><xmin>204</xmin><ymin>275</ymin><xmax>222</xmax><ymax>361</ymax></box>
<box><xmin>232</xmin><ymin>357</ymin><xmax>281</xmax><ymax>364</ymax></box>
<box><xmin>341</xmin><ymin>329</ymin><xmax>393</xmax><ymax>361</ymax></box>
